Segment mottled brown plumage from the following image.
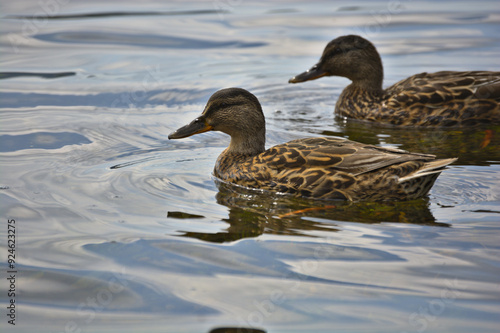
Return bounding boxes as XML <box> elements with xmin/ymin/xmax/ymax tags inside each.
<box><xmin>289</xmin><ymin>35</ymin><xmax>500</xmax><ymax>126</ymax></box>
<box><xmin>169</xmin><ymin>88</ymin><xmax>456</xmax><ymax>201</ymax></box>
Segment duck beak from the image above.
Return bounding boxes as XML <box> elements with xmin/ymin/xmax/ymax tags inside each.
<box><xmin>168</xmin><ymin>116</ymin><xmax>213</xmax><ymax>139</ymax></box>
<box><xmin>289</xmin><ymin>63</ymin><xmax>329</xmax><ymax>83</ymax></box>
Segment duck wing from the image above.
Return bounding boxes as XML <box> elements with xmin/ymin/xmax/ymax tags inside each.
<box><xmin>386</xmin><ymin>71</ymin><xmax>500</xmax><ymax>107</ymax></box>
<box><xmin>258</xmin><ymin>137</ymin><xmax>435</xmax><ymax>176</ymax></box>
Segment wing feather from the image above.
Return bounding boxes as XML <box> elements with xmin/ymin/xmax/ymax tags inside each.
<box><xmin>386</xmin><ymin>71</ymin><xmax>500</xmax><ymax>109</ymax></box>
<box><xmin>256</xmin><ymin>137</ymin><xmax>434</xmax><ymax>176</ymax></box>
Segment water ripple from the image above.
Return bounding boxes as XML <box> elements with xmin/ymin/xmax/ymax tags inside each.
<box><xmin>35</xmin><ymin>31</ymin><xmax>267</xmax><ymax>49</ymax></box>
<box><xmin>0</xmin><ymin>131</ymin><xmax>91</xmax><ymax>152</ymax></box>
<box><xmin>7</xmin><ymin>9</ymin><xmax>226</xmax><ymax>20</ymax></box>
<box><xmin>0</xmin><ymin>71</ymin><xmax>75</xmax><ymax>80</ymax></box>
<box><xmin>2</xmin><ymin>1</ymin><xmax>500</xmax><ymax>331</ymax></box>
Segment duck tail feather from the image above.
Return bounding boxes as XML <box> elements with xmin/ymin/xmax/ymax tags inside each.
<box><xmin>398</xmin><ymin>157</ymin><xmax>457</xmax><ymax>183</ymax></box>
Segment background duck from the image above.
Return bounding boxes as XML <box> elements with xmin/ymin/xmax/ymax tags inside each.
<box><xmin>289</xmin><ymin>35</ymin><xmax>500</xmax><ymax>127</ymax></box>
<box><xmin>169</xmin><ymin>88</ymin><xmax>456</xmax><ymax>201</ymax></box>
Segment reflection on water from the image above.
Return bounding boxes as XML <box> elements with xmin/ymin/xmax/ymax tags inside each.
<box><xmin>332</xmin><ymin>122</ymin><xmax>500</xmax><ymax>166</ymax></box>
<box><xmin>0</xmin><ymin>71</ymin><xmax>76</xmax><ymax>79</ymax></box>
<box><xmin>209</xmin><ymin>328</ymin><xmax>266</xmax><ymax>333</ymax></box>
<box><xmin>177</xmin><ymin>180</ymin><xmax>447</xmax><ymax>243</ymax></box>
<box><xmin>35</xmin><ymin>31</ymin><xmax>267</xmax><ymax>49</ymax></box>
<box><xmin>1</xmin><ymin>0</ymin><xmax>500</xmax><ymax>332</ymax></box>
<box><xmin>0</xmin><ymin>131</ymin><xmax>91</xmax><ymax>152</ymax></box>
<box><xmin>7</xmin><ymin>9</ymin><xmax>225</xmax><ymax>20</ymax></box>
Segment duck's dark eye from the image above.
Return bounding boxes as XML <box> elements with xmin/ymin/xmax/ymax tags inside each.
<box><xmin>327</xmin><ymin>47</ymin><xmax>342</xmax><ymax>57</ymax></box>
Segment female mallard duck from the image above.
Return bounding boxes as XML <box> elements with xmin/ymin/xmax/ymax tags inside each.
<box><xmin>168</xmin><ymin>88</ymin><xmax>456</xmax><ymax>201</ymax></box>
<box><xmin>289</xmin><ymin>35</ymin><xmax>500</xmax><ymax>126</ymax></box>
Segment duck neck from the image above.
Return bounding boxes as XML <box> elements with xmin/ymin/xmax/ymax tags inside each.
<box><xmin>336</xmin><ymin>81</ymin><xmax>384</xmax><ymax>119</ymax></box>
<box><xmin>349</xmin><ymin>65</ymin><xmax>384</xmax><ymax>96</ymax></box>
<box><xmin>345</xmin><ymin>79</ymin><xmax>384</xmax><ymax>100</ymax></box>
<box><xmin>353</xmin><ymin>78</ymin><xmax>383</xmax><ymax>94</ymax></box>
<box><xmin>225</xmin><ymin>127</ymin><xmax>266</xmax><ymax>157</ymax></box>
<box><xmin>347</xmin><ymin>52</ymin><xmax>384</xmax><ymax>96</ymax></box>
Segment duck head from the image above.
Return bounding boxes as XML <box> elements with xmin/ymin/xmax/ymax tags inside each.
<box><xmin>168</xmin><ymin>88</ymin><xmax>266</xmax><ymax>155</ymax></box>
<box><xmin>289</xmin><ymin>35</ymin><xmax>383</xmax><ymax>89</ymax></box>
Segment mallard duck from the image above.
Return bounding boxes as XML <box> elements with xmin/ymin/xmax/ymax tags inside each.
<box><xmin>168</xmin><ymin>88</ymin><xmax>456</xmax><ymax>201</ymax></box>
<box><xmin>289</xmin><ymin>35</ymin><xmax>500</xmax><ymax>126</ymax></box>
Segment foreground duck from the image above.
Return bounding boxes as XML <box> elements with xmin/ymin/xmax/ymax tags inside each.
<box><xmin>289</xmin><ymin>35</ymin><xmax>500</xmax><ymax>126</ymax></box>
<box><xmin>169</xmin><ymin>88</ymin><xmax>456</xmax><ymax>201</ymax></box>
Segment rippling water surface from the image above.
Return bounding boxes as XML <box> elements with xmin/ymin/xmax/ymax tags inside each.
<box><xmin>1</xmin><ymin>1</ymin><xmax>500</xmax><ymax>332</ymax></box>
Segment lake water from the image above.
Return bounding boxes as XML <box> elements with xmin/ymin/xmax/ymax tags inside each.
<box><xmin>1</xmin><ymin>1</ymin><xmax>500</xmax><ymax>332</ymax></box>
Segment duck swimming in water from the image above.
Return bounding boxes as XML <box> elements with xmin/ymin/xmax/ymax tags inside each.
<box><xmin>289</xmin><ymin>35</ymin><xmax>500</xmax><ymax>127</ymax></box>
<box><xmin>168</xmin><ymin>88</ymin><xmax>456</xmax><ymax>201</ymax></box>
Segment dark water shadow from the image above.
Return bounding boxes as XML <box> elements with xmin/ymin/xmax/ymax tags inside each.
<box><xmin>0</xmin><ymin>72</ymin><xmax>76</xmax><ymax>80</ymax></box>
<box><xmin>176</xmin><ymin>179</ymin><xmax>447</xmax><ymax>244</ymax></box>
<box><xmin>0</xmin><ymin>132</ymin><xmax>91</xmax><ymax>152</ymax></box>
<box><xmin>209</xmin><ymin>328</ymin><xmax>266</xmax><ymax>333</ymax></box>
<box><xmin>34</xmin><ymin>31</ymin><xmax>266</xmax><ymax>49</ymax></box>
<box><xmin>6</xmin><ymin>9</ymin><xmax>226</xmax><ymax>20</ymax></box>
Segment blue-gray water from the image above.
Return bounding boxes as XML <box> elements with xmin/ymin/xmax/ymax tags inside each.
<box><xmin>1</xmin><ymin>1</ymin><xmax>499</xmax><ymax>332</ymax></box>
